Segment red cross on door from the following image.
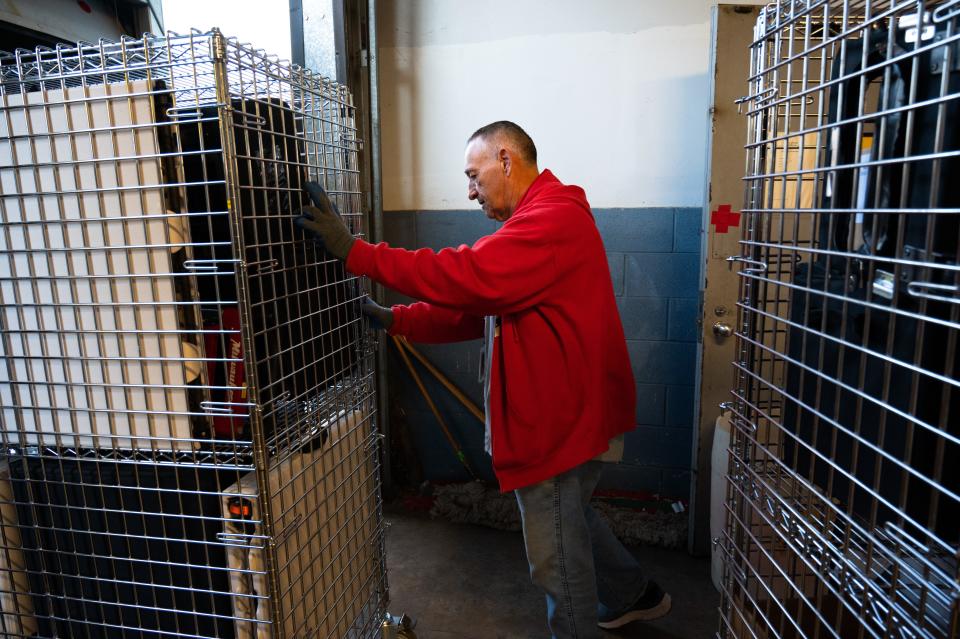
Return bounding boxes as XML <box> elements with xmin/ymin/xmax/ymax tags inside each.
<box><xmin>710</xmin><ymin>204</ymin><xmax>741</xmax><ymax>234</ymax></box>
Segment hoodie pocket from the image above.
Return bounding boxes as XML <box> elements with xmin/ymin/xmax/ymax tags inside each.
<box><xmin>504</xmin><ymin>316</ymin><xmax>585</xmax><ymax>449</ymax></box>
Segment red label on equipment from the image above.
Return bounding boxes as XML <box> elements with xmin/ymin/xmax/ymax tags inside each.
<box><xmin>204</xmin><ymin>307</ymin><xmax>247</xmax><ymax>438</ymax></box>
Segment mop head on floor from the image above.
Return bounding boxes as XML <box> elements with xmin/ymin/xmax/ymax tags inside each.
<box><xmin>425</xmin><ymin>481</ymin><xmax>688</xmax><ymax>549</ymax></box>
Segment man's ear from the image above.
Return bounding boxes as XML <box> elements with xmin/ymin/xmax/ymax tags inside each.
<box><xmin>499</xmin><ymin>148</ymin><xmax>511</xmax><ymax>176</ymax></box>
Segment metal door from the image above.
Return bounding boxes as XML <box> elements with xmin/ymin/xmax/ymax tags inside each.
<box><xmin>693</xmin><ymin>3</ymin><xmax>761</xmax><ymax>556</ymax></box>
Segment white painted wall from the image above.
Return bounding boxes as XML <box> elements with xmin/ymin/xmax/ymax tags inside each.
<box><xmin>377</xmin><ymin>0</ymin><xmax>763</xmax><ymax>211</ymax></box>
<box><xmin>0</xmin><ymin>0</ymin><xmax>125</xmax><ymax>43</ymax></box>
<box><xmin>162</xmin><ymin>0</ymin><xmax>291</xmax><ymax>60</ymax></box>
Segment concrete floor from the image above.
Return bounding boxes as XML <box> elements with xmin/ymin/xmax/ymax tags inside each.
<box><xmin>384</xmin><ymin>509</ymin><xmax>719</xmax><ymax>639</ymax></box>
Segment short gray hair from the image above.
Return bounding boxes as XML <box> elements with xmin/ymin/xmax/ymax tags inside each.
<box><xmin>467</xmin><ymin>120</ymin><xmax>537</xmax><ymax>165</ymax></box>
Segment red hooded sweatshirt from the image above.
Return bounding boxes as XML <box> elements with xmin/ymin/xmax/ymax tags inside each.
<box><xmin>345</xmin><ymin>169</ymin><xmax>636</xmax><ymax>491</ymax></box>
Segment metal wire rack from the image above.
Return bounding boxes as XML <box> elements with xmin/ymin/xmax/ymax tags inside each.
<box><xmin>0</xmin><ymin>29</ymin><xmax>385</xmax><ymax>638</ymax></box>
<box><xmin>719</xmin><ymin>1</ymin><xmax>960</xmax><ymax>637</ymax></box>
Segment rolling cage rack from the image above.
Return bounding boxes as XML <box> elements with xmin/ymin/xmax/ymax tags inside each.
<box><xmin>0</xmin><ymin>30</ymin><xmax>386</xmax><ymax>638</ymax></box>
<box><xmin>719</xmin><ymin>1</ymin><xmax>959</xmax><ymax>638</ymax></box>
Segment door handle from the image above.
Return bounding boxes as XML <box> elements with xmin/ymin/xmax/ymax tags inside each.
<box><xmin>712</xmin><ymin>322</ymin><xmax>733</xmax><ymax>338</ymax></box>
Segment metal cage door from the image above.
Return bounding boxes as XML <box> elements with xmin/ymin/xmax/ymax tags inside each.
<box><xmin>719</xmin><ymin>1</ymin><xmax>960</xmax><ymax>638</ymax></box>
<box><xmin>0</xmin><ymin>29</ymin><xmax>387</xmax><ymax>639</ymax></box>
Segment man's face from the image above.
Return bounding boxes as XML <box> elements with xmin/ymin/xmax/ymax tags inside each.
<box><xmin>464</xmin><ymin>137</ymin><xmax>510</xmax><ymax>221</ymax></box>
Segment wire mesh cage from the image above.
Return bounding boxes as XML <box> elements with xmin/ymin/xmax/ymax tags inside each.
<box><xmin>719</xmin><ymin>1</ymin><xmax>960</xmax><ymax>637</ymax></box>
<box><xmin>0</xmin><ymin>29</ymin><xmax>386</xmax><ymax>638</ymax></box>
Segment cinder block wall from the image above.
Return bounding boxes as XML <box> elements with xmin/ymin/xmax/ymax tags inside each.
<box><xmin>600</xmin><ymin>208</ymin><xmax>701</xmax><ymax>497</ymax></box>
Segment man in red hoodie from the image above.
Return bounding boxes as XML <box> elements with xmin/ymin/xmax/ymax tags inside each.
<box><xmin>298</xmin><ymin>121</ymin><xmax>671</xmax><ymax>637</ymax></box>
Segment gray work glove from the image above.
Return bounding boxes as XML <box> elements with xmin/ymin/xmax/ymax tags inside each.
<box><xmin>295</xmin><ymin>181</ymin><xmax>356</xmax><ymax>260</ymax></box>
<box><xmin>361</xmin><ymin>296</ymin><xmax>394</xmax><ymax>331</ymax></box>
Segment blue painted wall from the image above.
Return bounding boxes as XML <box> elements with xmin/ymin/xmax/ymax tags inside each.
<box><xmin>381</xmin><ymin>207</ymin><xmax>702</xmax><ymax>499</ymax></box>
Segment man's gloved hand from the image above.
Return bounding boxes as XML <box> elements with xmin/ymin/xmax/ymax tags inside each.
<box><xmin>295</xmin><ymin>181</ymin><xmax>356</xmax><ymax>260</ymax></box>
<box><xmin>361</xmin><ymin>296</ymin><xmax>394</xmax><ymax>331</ymax></box>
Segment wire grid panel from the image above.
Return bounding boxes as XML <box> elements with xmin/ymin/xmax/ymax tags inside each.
<box><xmin>0</xmin><ymin>30</ymin><xmax>385</xmax><ymax>639</ymax></box>
<box><xmin>719</xmin><ymin>2</ymin><xmax>959</xmax><ymax>638</ymax></box>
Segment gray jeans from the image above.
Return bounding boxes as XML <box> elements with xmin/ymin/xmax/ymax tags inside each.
<box><xmin>514</xmin><ymin>461</ymin><xmax>648</xmax><ymax>638</ymax></box>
